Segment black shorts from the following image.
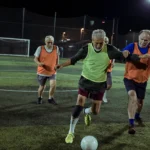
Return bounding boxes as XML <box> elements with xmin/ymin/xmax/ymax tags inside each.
<box><xmin>78</xmin><ymin>76</ymin><xmax>107</xmax><ymax>92</ymax></box>
<box><xmin>123</xmin><ymin>78</ymin><xmax>147</xmax><ymax>99</ymax></box>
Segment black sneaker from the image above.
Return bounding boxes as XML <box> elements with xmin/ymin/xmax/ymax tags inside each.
<box><xmin>48</xmin><ymin>98</ymin><xmax>58</xmax><ymax>105</ymax></box>
<box><xmin>37</xmin><ymin>97</ymin><xmax>42</xmax><ymax>104</ymax></box>
<box><xmin>128</xmin><ymin>125</ymin><xmax>136</xmax><ymax>134</ymax></box>
<box><xmin>135</xmin><ymin>117</ymin><xmax>145</xmax><ymax>127</ymax></box>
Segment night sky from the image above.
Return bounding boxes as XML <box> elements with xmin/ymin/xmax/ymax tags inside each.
<box><xmin>1</xmin><ymin>0</ymin><xmax>150</xmax><ymax>34</ymax></box>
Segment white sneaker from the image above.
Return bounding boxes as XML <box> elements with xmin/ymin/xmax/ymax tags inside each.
<box><xmin>103</xmin><ymin>98</ymin><xmax>108</xmax><ymax>103</ymax></box>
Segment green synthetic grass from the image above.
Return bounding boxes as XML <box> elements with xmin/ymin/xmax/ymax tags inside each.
<box><xmin>0</xmin><ymin>56</ymin><xmax>150</xmax><ymax>150</ymax></box>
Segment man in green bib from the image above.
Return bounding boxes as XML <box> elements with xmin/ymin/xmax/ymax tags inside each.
<box><xmin>55</xmin><ymin>29</ymin><xmax>140</xmax><ymax>144</ymax></box>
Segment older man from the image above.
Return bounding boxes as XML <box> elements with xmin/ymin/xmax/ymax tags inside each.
<box><xmin>55</xmin><ymin>29</ymin><xmax>140</xmax><ymax>143</ymax></box>
<box><xmin>122</xmin><ymin>29</ymin><xmax>150</xmax><ymax>134</ymax></box>
<box><xmin>103</xmin><ymin>36</ymin><xmax>115</xmax><ymax>103</ymax></box>
<box><xmin>34</xmin><ymin>35</ymin><xmax>60</xmax><ymax>105</ymax></box>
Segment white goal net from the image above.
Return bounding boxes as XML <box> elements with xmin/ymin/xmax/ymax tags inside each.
<box><xmin>0</xmin><ymin>37</ymin><xmax>30</xmax><ymax>57</ymax></box>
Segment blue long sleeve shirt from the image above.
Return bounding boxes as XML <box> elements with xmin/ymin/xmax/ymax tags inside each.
<box><xmin>122</xmin><ymin>43</ymin><xmax>149</xmax><ymax>54</ymax></box>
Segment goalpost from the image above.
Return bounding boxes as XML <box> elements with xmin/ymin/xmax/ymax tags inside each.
<box><xmin>0</xmin><ymin>37</ymin><xmax>30</xmax><ymax>57</ymax></box>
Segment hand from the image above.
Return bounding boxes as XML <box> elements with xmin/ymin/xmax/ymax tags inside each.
<box><xmin>54</xmin><ymin>64</ymin><xmax>63</xmax><ymax>70</ymax></box>
<box><xmin>126</xmin><ymin>54</ymin><xmax>140</xmax><ymax>62</ymax></box>
<box><xmin>122</xmin><ymin>50</ymin><xmax>130</xmax><ymax>58</ymax></box>
<box><xmin>38</xmin><ymin>62</ymin><xmax>44</xmax><ymax>67</ymax></box>
<box><xmin>111</xmin><ymin>63</ymin><xmax>115</xmax><ymax>68</ymax></box>
<box><xmin>139</xmin><ymin>54</ymin><xmax>150</xmax><ymax>59</ymax></box>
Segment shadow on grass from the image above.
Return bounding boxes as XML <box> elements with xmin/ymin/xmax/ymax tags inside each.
<box><xmin>100</xmin><ymin>125</ymin><xmax>128</xmax><ymax>144</ymax></box>
<box><xmin>0</xmin><ymin>87</ymin><xmax>150</xmax><ymax>127</ymax></box>
<box><xmin>109</xmin><ymin>143</ymin><xmax>127</xmax><ymax>150</ymax></box>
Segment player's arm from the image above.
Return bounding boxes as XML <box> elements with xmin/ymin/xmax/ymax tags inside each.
<box><xmin>55</xmin><ymin>45</ymin><xmax>88</xmax><ymax>70</ymax></box>
<box><xmin>122</xmin><ymin>43</ymin><xmax>149</xmax><ymax>69</ymax></box>
<box><xmin>107</xmin><ymin>44</ymin><xmax>140</xmax><ymax>62</ymax></box>
<box><xmin>121</xmin><ymin>43</ymin><xmax>139</xmax><ymax>61</ymax></box>
<box><xmin>34</xmin><ymin>46</ymin><xmax>44</xmax><ymax>66</ymax></box>
<box><xmin>107</xmin><ymin>44</ymin><xmax>126</xmax><ymax>60</ymax></box>
<box><xmin>112</xmin><ymin>59</ymin><xmax>115</xmax><ymax>68</ymax></box>
<box><xmin>56</xmin><ymin>46</ymin><xmax>60</xmax><ymax>65</ymax></box>
<box><xmin>139</xmin><ymin>54</ymin><xmax>150</xmax><ymax>58</ymax></box>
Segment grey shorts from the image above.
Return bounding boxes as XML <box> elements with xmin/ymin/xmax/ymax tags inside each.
<box><xmin>107</xmin><ymin>72</ymin><xmax>112</xmax><ymax>85</ymax></box>
<box><xmin>37</xmin><ymin>74</ymin><xmax>56</xmax><ymax>86</ymax></box>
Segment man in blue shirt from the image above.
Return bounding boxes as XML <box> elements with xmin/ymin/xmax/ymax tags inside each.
<box><xmin>122</xmin><ymin>29</ymin><xmax>150</xmax><ymax>134</ymax></box>
<box><xmin>123</xmin><ymin>42</ymin><xmax>149</xmax><ymax>55</ymax></box>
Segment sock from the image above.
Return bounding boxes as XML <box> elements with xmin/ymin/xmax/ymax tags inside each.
<box><xmin>135</xmin><ymin>112</ymin><xmax>140</xmax><ymax>119</ymax></box>
<box><xmin>103</xmin><ymin>91</ymin><xmax>107</xmax><ymax>100</ymax></box>
<box><xmin>85</xmin><ymin>107</ymin><xmax>92</xmax><ymax>114</ymax></box>
<box><xmin>49</xmin><ymin>96</ymin><xmax>53</xmax><ymax>99</ymax></box>
<box><xmin>69</xmin><ymin>116</ymin><xmax>79</xmax><ymax>134</ymax></box>
<box><xmin>38</xmin><ymin>97</ymin><xmax>42</xmax><ymax>100</ymax></box>
<box><xmin>129</xmin><ymin>119</ymin><xmax>134</xmax><ymax>126</ymax></box>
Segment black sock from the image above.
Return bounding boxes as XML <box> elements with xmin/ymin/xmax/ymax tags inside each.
<box><xmin>38</xmin><ymin>97</ymin><xmax>42</xmax><ymax>100</ymax></box>
<box><xmin>72</xmin><ymin>105</ymin><xmax>83</xmax><ymax>118</ymax></box>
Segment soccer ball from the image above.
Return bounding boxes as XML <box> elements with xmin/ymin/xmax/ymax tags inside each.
<box><xmin>81</xmin><ymin>135</ymin><xmax>98</xmax><ymax>150</ymax></box>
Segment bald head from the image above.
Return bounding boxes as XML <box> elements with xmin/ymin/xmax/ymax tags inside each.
<box><xmin>138</xmin><ymin>30</ymin><xmax>150</xmax><ymax>48</ymax></box>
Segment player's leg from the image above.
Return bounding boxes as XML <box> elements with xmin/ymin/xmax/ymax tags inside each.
<box><xmin>48</xmin><ymin>74</ymin><xmax>57</xmax><ymax>105</ymax></box>
<box><xmin>103</xmin><ymin>72</ymin><xmax>112</xmax><ymax>103</ymax></box>
<box><xmin>135</xmin><ymin>82</ymin><xmax>147</xmax><ymax>126</ymax></box>
<box><xmin>37</xmin><ymin>75</ymin><xmax>47</xmax><ymax>104</ymax></box>
<box><xmin>106</xmin><ymin>72</ymin><xmax>112</xmax><ymax>90</ymax></box>
<box><xmin>84</xmin><ymin>90</ymin><xmax>104</xmax><ymax>126</ymax></box>
<box><xmin>124</xmin><ymin>78</ymin><xmax>137</xmax><ymax>134</ymax></box>
<box><xmin>135</xmin><ymin>98</ymin><xmax>144</xmax><ymax>126</ymax></box>
<box><xmin>65</xmin><ymin>88</ymin><xmax>88</xmax><ymax>144</ymax></box>
<box><xmin>127</xmin><ymin>91</ymin><xmax>137</xmax><ymax>134</ymax></box>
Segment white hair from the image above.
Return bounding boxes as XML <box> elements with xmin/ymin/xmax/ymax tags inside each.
<box><xmin>139</xmin><ymin>29</ymin><xmax>150</xmax><ymax>41</ymax></box>
<box><xmin>105</xmin><ymin>36</ymin><xmax>109</xmax><ymax>44</ymax></box>
<box><xmin>139</xmin><ymin>29</ymin><xmax>150</xmax><ymax>36</ymax></box>
<box><xmin>92</xmin><ymin>29</ymin><xmax>106</xmax><ymax>39</ymax></box>
<box><xmin>45</xmin><ymin>35</ymin><xmax>54</xmax><ymax>42</ymax></box>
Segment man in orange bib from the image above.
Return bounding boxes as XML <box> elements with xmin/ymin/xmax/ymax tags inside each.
<box><xmin>103</xmin><ymin>37</ymin><xmax>115</xmax><ymax>103</ymax></box>
<box><xmin>34</xmin><ymin>35</ymin><xmax>60</xmax><ymax>105</ymax></box>
<box><xmin>122</xmin><ymin>30</ymin><xmax>150</xmax><ymax>134</ymax></box>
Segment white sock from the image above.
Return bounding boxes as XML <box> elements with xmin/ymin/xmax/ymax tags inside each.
<box><xmin>103</xmin><ymin>91</ymin><xmax>107</xmax><ymax>100</ymax></box>
<box><xmin>49</xmin><ymin>96</ymin><xmax>53</xmax><ymax>99</ymax></box>
<box><xmin>69</xmin><ymin>116</ymin><xmax>79</xmax><ymax>134</ymax></box>
<box><xmin>85</xmin><ymin>107</ymin><xmax>92</xmax><ymax>114</ymax></box>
